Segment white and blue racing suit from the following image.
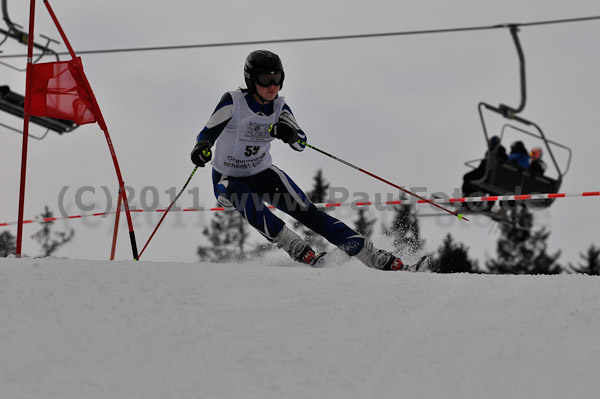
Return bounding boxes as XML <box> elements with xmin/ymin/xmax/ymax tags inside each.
<box><xmin>197</xmin><ymin>89</ymin><xmax>364</xmax><ymax>255</ymax></box>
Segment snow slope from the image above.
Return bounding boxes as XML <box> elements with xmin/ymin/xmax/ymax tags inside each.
<box><xmin>2</xmin><ymin>256</ymin><xmax>600</xmax><ymax>399</ymax></box>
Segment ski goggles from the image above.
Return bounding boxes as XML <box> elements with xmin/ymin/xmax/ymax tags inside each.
<box><xmin>255</xmin><ymin>71</ymin><xmax>283</xmax><ymax>87</ymax></box>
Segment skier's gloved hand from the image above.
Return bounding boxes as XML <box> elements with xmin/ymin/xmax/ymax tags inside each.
<box><xmin>269</xmin><ymin>122</ymin><xmax>298</xmax><ymax>144</ymax></box>
<box><xmin>191</xmin><ymin>140</ymin><xmax>212</xmax><ymax>167</ymax></box>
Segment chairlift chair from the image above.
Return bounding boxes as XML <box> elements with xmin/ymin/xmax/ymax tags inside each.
<box><xmin>0</xmin><ymin>85</ymin><xmax>78</xmax><ymax>134</ymax></box>
<box><xmin>466</xmin><ymin>25</ymin><xmax>572</xmax><ymax>208</ymax></box>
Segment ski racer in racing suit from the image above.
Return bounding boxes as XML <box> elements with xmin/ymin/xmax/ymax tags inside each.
<box><xmin>190</xmin><ymin>50</ymin><xmax>422</xmax><ymax>271</ymax></box>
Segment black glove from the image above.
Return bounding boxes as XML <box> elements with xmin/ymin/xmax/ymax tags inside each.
<box><xmin>269</xmin><ymin>122</ymin><xmax>298</xmax><ymax>144</ymax></box>
<box><xmin>191</xmin><ymin>140</ymin><xmax>212</xmax><ymax>167</ymax></box>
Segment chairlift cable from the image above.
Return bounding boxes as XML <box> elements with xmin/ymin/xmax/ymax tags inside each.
<box><xmin>0</xmin><ymin>15</ymin><xmax>599</xmax><ymax>59</ymax></box>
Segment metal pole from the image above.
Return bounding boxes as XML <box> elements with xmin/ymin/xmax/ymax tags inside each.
<box><xmin>137</xmin><ymin>167</ymin><xmax>199</xmax><ymax>260</ymax></box>
<box><xmin>15</xmin><ymin>0</ymin><xmax>37</xmax><ymax>256</ymax></box>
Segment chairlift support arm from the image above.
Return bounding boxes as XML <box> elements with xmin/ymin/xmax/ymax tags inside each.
<box><xmin>499</xmin><ymin>25</ymin><xmax>527</xmax><ymax>116</ymax></box>
<box><xmin>1</xmin><ymin>0</ymin><xmax>59</xmax><ymax>59</ymax></box>
<box><xmin>479</xmin><ymin>26</ymin><xmax>529</xmax><ymax>148</ymax></box>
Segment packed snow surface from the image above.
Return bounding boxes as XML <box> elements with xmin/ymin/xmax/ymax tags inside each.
<box><xmin>2</xmin><ymin>255</ymin><xmax>600</xmax><ymax>399</ymax></box>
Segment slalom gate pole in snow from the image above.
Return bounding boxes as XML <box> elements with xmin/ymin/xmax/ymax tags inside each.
<box><xmin>299</xmin><ymin>140</ymin><xmax>468</xmax><ymax>221</ymax></box>
<box><xmin>136</xmin><ymin>167</ymin><xmax>199</xmax><ymax>260</ymax></box>
<box><xmin>110</xmin><ymin>188</ymin><xmax>123</xmax><ymax>261</ymax></box>
<box><xmin>15</xmin><ymin>0</ymin><xmax>37</xmax><ymax>256</ymax></box>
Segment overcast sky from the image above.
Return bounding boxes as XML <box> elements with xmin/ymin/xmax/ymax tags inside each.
<box><xmin>1</xmin><ymin>0</ymin><xmax>599</xmax><ymax>264</ymax></box>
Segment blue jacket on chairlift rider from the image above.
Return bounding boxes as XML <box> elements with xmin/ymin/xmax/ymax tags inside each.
<box><xmin>508</xmin><ymin>140</ymin><xmax>531</xmax><ymax>168</ymax></box>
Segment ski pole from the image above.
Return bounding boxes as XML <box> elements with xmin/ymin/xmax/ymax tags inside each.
<box><xmin>136</xmin><ymin>166</ymin><xmax>199</xmax><ymax>260</ymax></box>
<box><xmin>299</xmin><ymin>140</ymin><xmax>467</xmax><ymax>221</ymax></box>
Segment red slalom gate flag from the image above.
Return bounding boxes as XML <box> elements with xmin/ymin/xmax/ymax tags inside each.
<box><xmin>29</xmin><ymin>57</ymin><xmax>97</xmax><ymax>125</ymax></box>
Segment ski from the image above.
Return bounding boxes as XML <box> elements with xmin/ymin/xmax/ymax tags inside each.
<box><xmin>406</xmin><ymin>255</ymin><xmax>429</xmax><ymax>272</ymax></box>
<box><xmin>310</xmin><ymin>252</ymin><xmax>327</xmax><ymax>268</ymax></box>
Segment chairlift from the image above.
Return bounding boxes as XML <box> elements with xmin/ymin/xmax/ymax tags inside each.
<box><xmin>466</xmin><ymin>25</ymin><xmax>572</xmax><ymax>208</ymax></box>
<box><xmin>0</xmin><ymin>85</ymin><xmax>78</xmax><ymax>134</ymax></box>
<box><xmin>0</xmin><ymin>0</ymin><xmax>80</xmax><ymax>136</ymax></box>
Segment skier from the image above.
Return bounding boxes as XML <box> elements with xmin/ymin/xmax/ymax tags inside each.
<box><xmin>191</xmin><ymin>50</ymin><xmax>423</xmax><ymax>271</ymax></box>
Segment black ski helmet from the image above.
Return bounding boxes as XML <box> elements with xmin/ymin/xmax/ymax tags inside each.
<box><xmin>244</xmin><ymin>50</ymin><xmax>285</xmax><ymax>93</ymax></box>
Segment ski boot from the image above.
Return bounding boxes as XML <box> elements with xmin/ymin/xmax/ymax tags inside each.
<box><xmin>274</xmin><ymin>226</ymin><xmax>325</xmax><ymax>267</ymax></box>
<box><xmin>355</xmin><ymin>240</ymin><xmax>426</xmax><ymax>272</ymax></box>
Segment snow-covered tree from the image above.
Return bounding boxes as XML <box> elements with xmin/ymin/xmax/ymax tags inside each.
<box><xmin>487</xmin><ymin>206</ymin><xmax>562</xmax><ymax>274</ymax></box>
<box><xmin>30</xmin><ymin>206</ymin><xmax>75</xmax><ymax>258</ymax></box>
<box><xmin>354</xmin><ymin>208</ymin><xmax>376</xmax><ymax>239</ymax></box>
<box><xmin>0</xmin><ymin>230</ymin><xmax>16</xmax><ymax>257</ymax></box>
<box><xmin>197</xmin><ymin>206</ymin><xmax>249</xmax><ymax>263</ymax></box>
<box><xmin>294</xmin><ymin>169</ymin><xmax>330</xmax><ymax>252</ymax></box>
<box><xmin>306</xmin><ymin>169</ymin><xmax>329</xmax><ymax>204</ymax></box>
<box><xmin>570</xmin><ymin>244</ymin><xmax>600</xmax><ymax>275</ymax></box>
<box><xmin>430</xmin><ymin>233</ymin><xmax>480</xmax><ymax>274</ymax></box>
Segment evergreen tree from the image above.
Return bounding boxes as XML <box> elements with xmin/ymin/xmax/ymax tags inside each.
<box><xmin>354</xmin><ymin>208</ymin><xmax>376</xmax><ymax>239</ymax></box>
<box><xmin>306</xmin><ymin>169</ymin><xmax>329</xmax><ymax>204</ymax></box>
<box><xmin>294</xmin><ymin>169</ymin><xmax>329</xmax><ymax>252</ymax></box>
<box><xmin>31</xmin><ymin>206</ymin><xmax>75</xmax><ymax>257</ymax></box>
<box><xmin>0</xmin><ymin>230</ymin><xmax>16</xmax><ymax>257</ymax></box>
<box><xmin>383</xmin><ymin>194</ymin><xmax>424</xmax><ymax>255</ymax></box>
<box><xmin>430</xmin><ymin>233</ymin><xmax>480</xmax><ymax>274</ymax></box>
<box><xmin>197</xmin><ymin>206</ymin><xmax>249</xmax><ymax>263</ymax></box>
<box><xmin>486</xmin><ymin>206</ymin><xmax>562</xmax><ymax>274</ymax></box>
<box><xmin>570</xmin><ymin>244</ymin><xmax>600</xmax><ymax>275</ymax></box>
<box><xmin>528</xmin><ymin>227</ymin><xmax>563</xmax><ymax>274</ymax></box>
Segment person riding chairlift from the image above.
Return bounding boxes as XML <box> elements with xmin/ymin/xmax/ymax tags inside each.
<box><xmin>529</xmin><ymin>147</ymin><xmax>547</xmax><ymax>175</ymax></box>
<box><xmin>461</xmin><ymin>135</ymin><xmax>507</xmax><ymax>202</ymax></box>
<box><xmin>508</xmin><ymin>140</ymin><xmax>530</xmax><ymax>168</ymax></box>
